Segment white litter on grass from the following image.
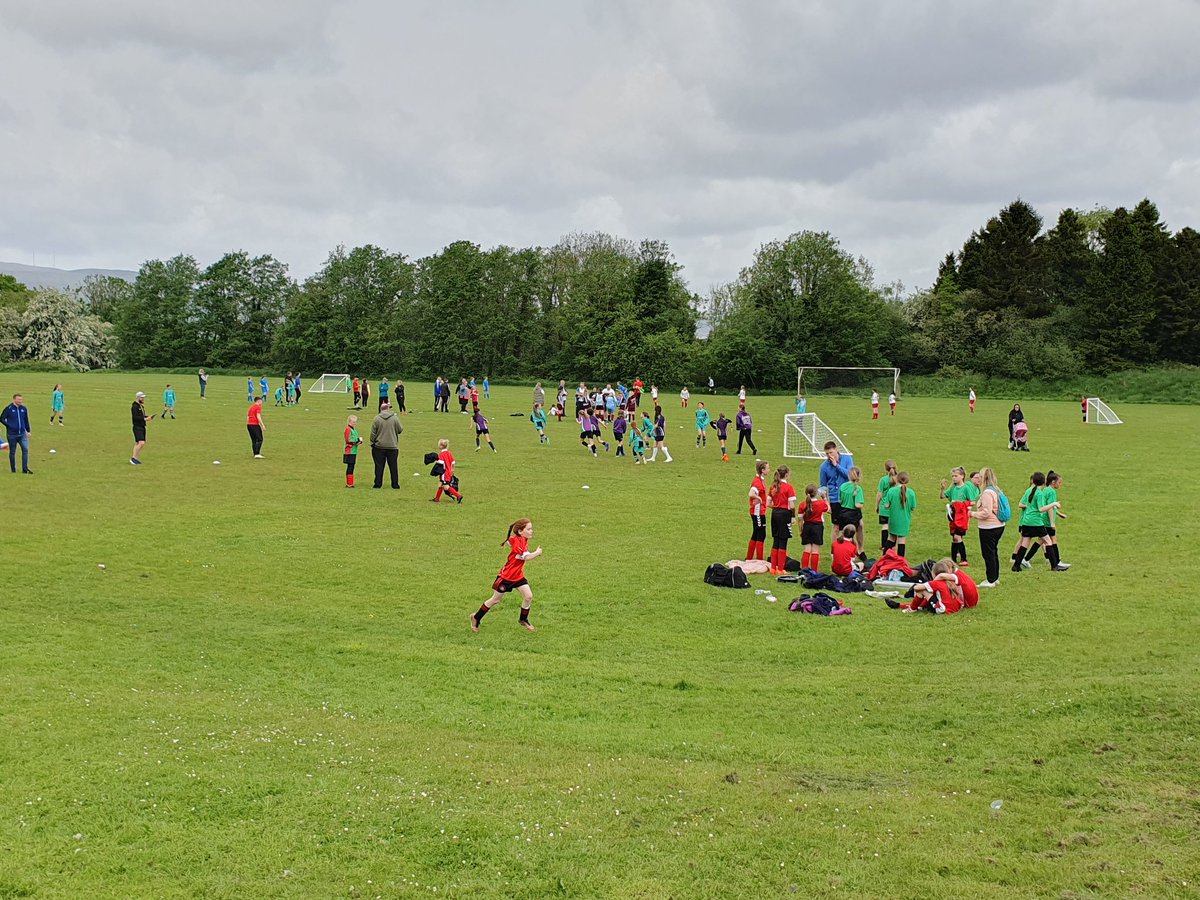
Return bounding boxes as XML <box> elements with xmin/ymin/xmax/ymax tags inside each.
<box><xmin>213</xmin><ymin>460</ymin><xmax>221</xmax><ymax>465</ymax></box>
<box><xmin>766</xmin><ymin>595</ymin><xmax>777</xmax><ymax>603</ymax></box>
<box><xmin>755</xmin><ymin>589</ymin><xmax>768</xmax><ymax>595</ymax></box>
<box><xmin>97</xmin><ymin>564</ymin><xmax>106</xmax><ymax>569</ymax></box>
<box><xmin>869</xmin><ymin>442</ymin><xmax>876</xmax><ymax>447</ymax></box>
<box><xmin>49</xmin><ymin>449</ymin><xmax>57</xmax><ymax>454</ymax></box>
<box><xmin>581</xmin><ymin>485</ymin><xmax>590</xmax><ymax>490</ymax></box>
<box><xmin>991</xmin><ymin>799</ymin><xmax>1003</xmax><ymax>810</ymax></box>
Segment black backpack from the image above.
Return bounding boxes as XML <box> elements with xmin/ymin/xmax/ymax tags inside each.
<box><xmin>704</xmin><ymin>563</ymin><xmax>750</xmax><ymax>589</ymax></box>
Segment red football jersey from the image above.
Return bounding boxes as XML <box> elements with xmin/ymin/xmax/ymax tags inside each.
<box><xmin>438</xmin><ymin>450</ymin><xmax>455</xmax><ymax>480</ymax></box>
<box><xmin>497</xmin><ymin>534</ymin><xmax>529</xmax><ymax>582</ymax></box>
<box><xmin>770</xmin><ymin>481</ymin><xmax>796</xmax><ymax>510</ymax></box>
<box><xmin>956</xmin><ymin>571</ymin><xmax>980</xmax><ymax>608</ymax></box>
<box><xmin>831</xmin><ymin>538</ymin><xmax>857</xmax><ymax>576</ymax></box>
<box><xmin>800</xmin><ymin>497</ymin><xmax>830</xmax><ymax>523</ymax></box>
<box><xmin>749</xmin><ymin>477</ymin><xmax>767</xmax><ymax>515</ymax></box>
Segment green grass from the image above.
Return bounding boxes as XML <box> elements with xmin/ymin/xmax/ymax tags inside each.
<box><xmin>1</xmin><ymin>376</ymin><xmax>1197</xmax><ymax>898</ymax></box>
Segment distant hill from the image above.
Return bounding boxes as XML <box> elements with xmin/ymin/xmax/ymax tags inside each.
<box><xmin>0</xmin><ymin>261</ymin><xmax>136</xmax><ymax>291</ymax></box>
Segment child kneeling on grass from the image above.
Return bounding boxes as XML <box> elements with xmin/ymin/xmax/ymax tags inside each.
<box><xmin>471</xmin><ymin>518</ymin><xmax>543</xmax><ymax>632</ymax></box>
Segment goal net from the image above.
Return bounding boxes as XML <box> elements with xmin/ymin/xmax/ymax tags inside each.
<box><xmin>784</xmin><ymin>413</ymin><xmax>852</xmax><ymax>460</ymax></box>
<box><xmin>797</xmin><ymin>366</ymin><xmax>900</xmax><ymax>398</ymax></box>
<box><xmin>308</xmin><ymin>374</ymin><xmax>351</xmax><ymax>394</ymax></box>
<box><xmin>1085</xmin><ymin>397</ymin><xmax>1122</xmax><ymax>425</ymax></box>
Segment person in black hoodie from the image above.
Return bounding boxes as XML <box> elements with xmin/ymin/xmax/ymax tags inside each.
<box><xmin>130</xmin><ymin>391</ymin><xmax>152</xmax><ymax>465</ymax></box>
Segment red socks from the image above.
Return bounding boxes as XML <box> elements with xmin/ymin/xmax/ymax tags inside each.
<box><xmin>747</xmin><ymin>540</ymin><xmax>756</xmax><ymax>560</ymax></box>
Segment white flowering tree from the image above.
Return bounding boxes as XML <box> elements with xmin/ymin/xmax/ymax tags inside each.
<box><xmin>19</xmin><ymin>289</ymin><xmax>115</xmax><ymax>371</ymax></box>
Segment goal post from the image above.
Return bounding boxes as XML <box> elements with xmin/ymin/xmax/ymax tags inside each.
<box><xmin>308</xmin><ymin>374</ymin><xmax>351</xmax><ymax>394</ymax></box>
<box><xmin>797</xmin><ymin>366</ymin><xmax>900</xmax><ymax>398</ymax></box>
<box><xmin>783</xmin><ymin>413</ymin><xmax>852</xmax><ymax>460</ymax></box>
<box><xmin>1085</xmin><ymin>397</ymin><xmax>1122</xmax><ymax>425</ymax></box>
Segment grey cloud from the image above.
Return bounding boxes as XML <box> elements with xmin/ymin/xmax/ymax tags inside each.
<box><xmin>2</xmin><ymin>0</ymin><xmax>1199</xmax><ymax>293</ymax></box>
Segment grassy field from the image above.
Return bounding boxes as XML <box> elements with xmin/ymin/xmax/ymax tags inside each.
<box><xmin>1</xmin><ymin>374</ymin><xmax>1197</xmax><ymax>898</ymax></box>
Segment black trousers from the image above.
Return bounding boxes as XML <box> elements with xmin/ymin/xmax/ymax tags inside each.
<box><xmin>978</xmin><ymin>526</ymin><xmax>1005</xmax><ymax>584</ymax></box>
<box><xmin>373</xmin><ymin>446</ymin><xmax>399</xmax><ymax>488</ymax></box>
<box><xmin>247</xmin><ymin>424</ymin><xmax>263</xmax><ymax>455</ymax></box>
<box><xmin>737</xmin><ymin>428</ymin><xmax>757</xmax><ymax>454</ymax></box>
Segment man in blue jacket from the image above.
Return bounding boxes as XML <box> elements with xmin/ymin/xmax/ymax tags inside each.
<box><xmin>2</xmin><ymin>393</ymin><xmax>32</xmax><ymax>474</ymax></box>
<box><xmin>819</xmin><ymin>441</ymin><xmax>851</xmax><ymax>526</ymax></box>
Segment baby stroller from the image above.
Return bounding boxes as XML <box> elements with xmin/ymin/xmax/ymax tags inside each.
<box><xmin>1010</xmin><ymin>420</ymin><xmax>1029</xmax><ymax>451</ymax></box>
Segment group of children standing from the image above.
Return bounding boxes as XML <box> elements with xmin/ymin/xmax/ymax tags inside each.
<box><xmin>743</xmin><ymin>449</ymin><xmax>1070</xmax><ymax>589</ymax></box>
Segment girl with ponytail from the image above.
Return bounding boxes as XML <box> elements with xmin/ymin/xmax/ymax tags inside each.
<box><xmin>875</xmin><ymin>460</ymin><xmax>898</xmax><ymax>551</ymax></box>
<box><xmin>767</xmin><ymin>465</ymin><xmax>797</xmax><ymax>575</ymax></box>
<box><xmin>470</xmin><ymin>518</ymin><xmax>543</xmax><ymax>632</ymax></box>
<box><xmin>880</xmin><ymin>471</ymin><xmax>918</xmax><ymax>558</ymax></box>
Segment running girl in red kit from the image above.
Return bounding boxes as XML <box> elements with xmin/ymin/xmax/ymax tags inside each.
<box><xmin>470</xmin><ymin>518</ymin><xmax>543</xmax><ymax>632</ymax></box>
<box><xmin>431</xmin><ymin>438</ymin><xmax>463</xmax><ymax>503</ymax></box>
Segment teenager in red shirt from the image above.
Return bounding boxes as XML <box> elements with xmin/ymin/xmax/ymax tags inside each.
<box><xmin>247</xmin><ymin>397</ymin><xmax>265</xmax><ymax>458</ymax></box>
<box><xmin>767</xmin><ymin>465</ymin><xmax>797</xmax><ymax>575</ymax></box>
<box><xmin>746</xmin><ymin>459</ymin><xmax>769</xmax><ymax>560</ymax></box>
<box><xmin>798</xmin><ymin>483</ymin><xmax>831</xmax><ymax>571</ymax></box>
<box><xmin>470</xmin><ymin>518</ymin><xmax>543</xmax><ymax>632</ymax></box>
<box><xmin>431</xmin><ymin>438</ymin><xmax>463</xmax><ymax>503</ymax></box>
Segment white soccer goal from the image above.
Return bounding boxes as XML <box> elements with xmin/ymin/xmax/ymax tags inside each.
<box><xmin>308</xmin><ymin>374</ymin><xmax>351</xmax><ymax>394</ymax></box>
<box><xmin>784</xmin><ymin>413</ymin><xmax>852</xmax><ymax>460</ymax></box>
<box><xmin>1085</xmin><ymin>397</ymin><xmax>1122</xmax><ymax>425</ymax></box>
<box><xmin>797</xmin><ymin>366</ymin><xmax>901</xmax><ymax>397</ymax></box>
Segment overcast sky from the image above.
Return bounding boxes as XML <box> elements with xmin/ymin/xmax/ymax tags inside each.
<box><xmin>2</xmin><ymin>0</ymin><xmax>1199</xmax><ymax>294</ymax></box>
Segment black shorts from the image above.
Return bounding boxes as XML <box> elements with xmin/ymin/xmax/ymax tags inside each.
<box><xmin>492</xmin><ymin>576</ymin><xmax>528</xmax><ymax>593</ymax></box>
<box><xmin>476</xmin><ymin>429</ymin><xmax>488</xmax><ymax>436</ymax></box>
<box><xmin>879</xmin><ymin>515</ymin><xmax>889</xmax><ymax>525</ymax></box>
<box><xmin>801</xmin><ymin>522</ymin><xmax>824</xmax><ymax>546</ymax></box>
<box><xmin>1020</xmin><ymin>525</ymin><xmax>1049</xmax><ymax>539</ymax></box>
<box><xmin>841</xmin><ymin>509</ymin><xmax>863</xmax><ymax>526</ymax></box>
<box><xmin>133</xmin><ymin>427</ymin><xmax>146</xmax><ymax>442</ymax></box>
<box><xmin>580</xmin><ymin>431</ymin><xmax>590</xmax><ymax>440</ymax></box>
<box><xmin>1046</xmin><ymin>527</ymin><xmax>1057</xmax><ymax>538</ymax></box>
<box><xmin>653</xmin><ymin>428</ymin><xmax>665</xmax><ymax>441</ymax></box>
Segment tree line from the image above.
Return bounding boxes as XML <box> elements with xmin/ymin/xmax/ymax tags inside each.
<box><xmin>3</xmin><ymin>198</ymin><xmax>1198</xmax><ymax>386</ymax></box>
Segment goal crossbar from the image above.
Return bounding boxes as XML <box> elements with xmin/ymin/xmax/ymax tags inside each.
<box><xmin>783</xmin><ymin>413</ymin><xmax>852</xmax><ymax>460</ymax></box>
<box><xmin>798</xmin><ymin>366</ymin><xmax>900</xmax><ymax>397</ymax></box>
<box><xmin>1085</xmin><ymin>397</ymin><xmax>1122</xmax><ymax>425</ymax></box>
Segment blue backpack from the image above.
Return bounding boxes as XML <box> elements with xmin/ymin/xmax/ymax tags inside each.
<box><xmin>991</xmin><ymin>487</ymin><xmax>1012</xmax><ymax>523</ymax></box>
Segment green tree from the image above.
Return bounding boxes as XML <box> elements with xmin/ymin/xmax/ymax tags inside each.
<box><xmin>274</xmin><ymin>245</ymin><xmax>414</xmax><ymax>375</ymax></box>
<box><xmin>1077</xmin><ymin>201</ymin><xmax>1167</xmax><ymax>370</ymax></box>
<box><xmin>114</xmin><ymin>256</ymin><xmax>202</xmax><ymax>367</ymax></box>
<box><xmin>0</xmin><ymin>274</ymin><xmax>33</xmax><ymax>313</ymax></box>
<box><xmin>956</xmin><ymin>199</ymin><xmax>1048</xmax><ymax>316</ymax></box>
<box><xmin>196</xmin><ymin>252</ymin><xmax>292</xmax><ymax>367</ymax></box>
<box><xmin>1157</xmin><ymin>226</ymin><xmax>1200</xmax><ymax>363</ymax></box>
<box><xmin>707</xmin><ymin>231</ymin><xmax>897</xmax><ymax>388</ymax></box>
<box><xmin>79</xmin><ymin>274</ymin><xmax>134</xmax><ymax>323</ymax></box>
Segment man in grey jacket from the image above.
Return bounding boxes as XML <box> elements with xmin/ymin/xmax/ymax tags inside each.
<box><xmin>370</xmin><ymin>402</ymin><xmax>403</xmax><ymax>489</ymax></box>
